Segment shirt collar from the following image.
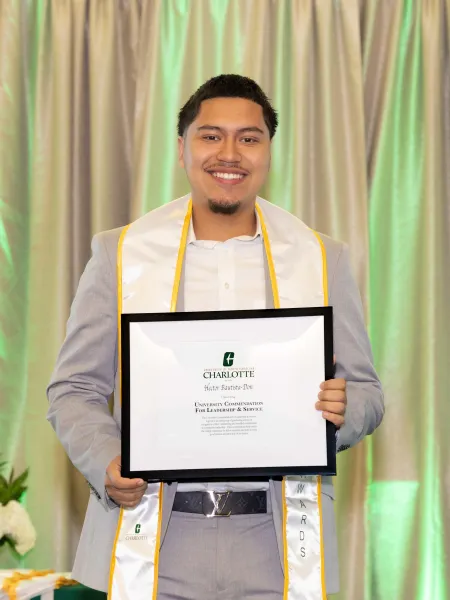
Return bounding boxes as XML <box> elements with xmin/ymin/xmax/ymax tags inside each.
<box><xmin>187</xmin><ymin>210</ymin><xmax>262</xmax><ymax>246</ymax></box>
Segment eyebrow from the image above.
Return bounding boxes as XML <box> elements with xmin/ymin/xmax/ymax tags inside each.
<box><xmin>196</xmin><ymin>125</ymin><xmax>265</xmax><ymax>135</ymax></box>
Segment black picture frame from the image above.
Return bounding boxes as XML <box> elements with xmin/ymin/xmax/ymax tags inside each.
<box><xmin>121</xmin><ymin>307</ymin><xmax>336</xmax><ymax>481</ymax></box>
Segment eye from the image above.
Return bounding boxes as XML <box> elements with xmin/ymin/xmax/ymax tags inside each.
<box><xmin>202</xmin><ymin>135</ymin><xmax>221</xmax><ymax>141</ymax></box>
<box><xmin>241</xmin><ymin>137</ymin><xmax>259</xmax><ymax>144</ymax></box>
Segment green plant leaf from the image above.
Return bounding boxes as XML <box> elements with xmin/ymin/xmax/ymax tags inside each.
<box><xmin>16</xmin><ymin>468</ymin><xmax>28</xmax><ymax>485</ymax></box>
<box><xmin>0</xmin><ymin>462</ymin><xmax>30</xmax><ymax>505</ymax></box>
<box><xmin>9</xmin><ymin>469</ymin><xmax>29</xmax><ymax>499</ymax></box>
<box><xmin>12</xmin><ymin>486</ymin><xmax>27</xmax><ymax>502</ymax></box>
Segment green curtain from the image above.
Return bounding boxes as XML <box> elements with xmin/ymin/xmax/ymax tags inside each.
<box><xmin>0</xmin><ymin>1</ymin><xmax>448</xmax><ymax>598</ymax></box>
<box><xmin>364</xmin><ymin>2</ymin><xmax>450</xmax><ymax>598</ymax></box>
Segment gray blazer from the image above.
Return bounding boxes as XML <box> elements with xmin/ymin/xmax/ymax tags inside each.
<box><xmin>47</xmin><ymin>226</ymin><xmax>384</xmax><ymax>595</ymax></box>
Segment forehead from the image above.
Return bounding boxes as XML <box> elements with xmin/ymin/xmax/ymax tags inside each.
<box><xmin>192</xmin><ymin>97</ymin><xmax>268</xmax><ymax>133</ymax></box>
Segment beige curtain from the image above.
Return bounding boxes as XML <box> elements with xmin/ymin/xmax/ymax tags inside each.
<box><xmin>0</xmin><ymin>1</ymin><xmax>448</xmax><ymax>598</ymax></box>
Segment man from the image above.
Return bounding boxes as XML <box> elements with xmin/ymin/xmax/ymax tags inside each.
<box><xmin>47</xmin><ymin>74</ymin><xmax>384</xmax><ymax>599</ymax></box>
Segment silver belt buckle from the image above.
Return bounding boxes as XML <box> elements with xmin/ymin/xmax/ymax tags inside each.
<box><xmin>203</xmin><ymin>491</ymin><xmax>231</xmax><ymax>517</ymax></box>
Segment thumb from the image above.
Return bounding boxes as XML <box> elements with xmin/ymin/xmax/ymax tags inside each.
<box><xmin>106</xmin><ymin>457</ymin><xmax>121</xmax><ymax>481</ymax></box>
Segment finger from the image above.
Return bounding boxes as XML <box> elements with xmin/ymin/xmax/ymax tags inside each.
<box><xmin>106</xmin><ymin>471</ymin><xmax>145</xmax><ymax>490</ymax></box>
<box><xmin>322</xmin><ymin>412</ymin><xmax>345</xmax><ymax>428</ymax></box>
<box><xmin>316</xmin><ymin>401</ymin><xmax>346</xmax><ymax>415</ymax></box>
<box><xmin>106</xmin><ymin>460</ymin><xmax>145</xmax><ymax>488</ymax></box>
<box><xmin>106</xmin><ymin>483</ymin><xmax>148</xmax><ymax>495</ymax></box>
<box><xmin>119</xmin><ymin>490</ymin><xmax>146</xmax><ymax>506</ymax></box>
<box><xmin>318</xmin><ymin>390</ymin><xmax>346</xmax><ymax>403</ymax></box>
<box><xmin>319</xmin><ymin>378</ymin><xmax>346</xmax><ymax>391</ymax></box>
<box><xmin>106</xmin><ymin>489</ymin><xmax>146</xmax><ymax>505</ymax></box>
<box><xmin>132</xmin><ymin>483</ymin><xmax>148</xmax><ymax>493</ymax></box>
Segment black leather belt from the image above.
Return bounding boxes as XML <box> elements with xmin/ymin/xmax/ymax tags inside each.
<box><xmin>173</xmin><ymin>490</ymin><xmax>267</xmax><ymax>517</ymax></box>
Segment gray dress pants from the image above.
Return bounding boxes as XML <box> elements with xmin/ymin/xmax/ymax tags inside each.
<box><xmin>157</xmin><ymin>498</ymin><xmax>284</xmax><ymax>600</ymax></box>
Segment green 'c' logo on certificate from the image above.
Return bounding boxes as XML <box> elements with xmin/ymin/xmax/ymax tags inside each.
<box><xmin>223</xmin><ymin>352</ymin><xmax>235</xmax><ymax>367</ymax></box>
<box><xmin>135</xmin><ymin>524</ymin><xmax>141</xmax><ymax>534</ymax></box>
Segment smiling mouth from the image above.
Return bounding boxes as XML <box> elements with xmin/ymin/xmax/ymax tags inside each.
<box><xmin>207</xmin><ymin>171</ymin><xmax>247</xmax><ymax>185</ymax></box>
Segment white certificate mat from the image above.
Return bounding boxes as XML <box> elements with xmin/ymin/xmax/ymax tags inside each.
<box><xmin>121</xmin><ymin>307</ymin><xmax>335</xmax><ymax>480</ymax></box>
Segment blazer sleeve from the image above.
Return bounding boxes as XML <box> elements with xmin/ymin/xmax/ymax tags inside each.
<box><xmin>47</xmin><ymin>232</ymin><xmax>121</xmax><ymax>510</ymax></box>
<box><xmin>328</xmin><ymin>244</ymin><xmax>384</xmax><ymax>451</ymax></box>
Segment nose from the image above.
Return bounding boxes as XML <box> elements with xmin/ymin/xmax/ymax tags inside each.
<box><xmin>216</xmin><ymin>136</ymin><xmax>241</xmax><ymax>163</ymax></box>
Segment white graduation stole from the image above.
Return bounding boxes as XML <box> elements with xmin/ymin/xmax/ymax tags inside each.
<box><xmin>108</xmin><ymin>195</ymin><xmax>328</xmax><ymax>600</ymax></box>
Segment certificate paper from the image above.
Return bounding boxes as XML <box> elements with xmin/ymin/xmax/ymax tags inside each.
<box><xmin>121</xmin><ymin>308</ymin><xmax>336</xmax><ymax>480</ymax></box>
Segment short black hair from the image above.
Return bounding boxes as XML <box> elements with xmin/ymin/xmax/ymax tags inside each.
<box><xmin>177</xmin><ymin>74</ymin><xmax>278</xmax><ymax>139</ymax></box>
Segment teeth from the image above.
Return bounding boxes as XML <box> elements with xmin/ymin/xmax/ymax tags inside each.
<box><xmin>212</xmin><ymin>172</ymin><xmax>244</xmax><ymax>180</ymax></box>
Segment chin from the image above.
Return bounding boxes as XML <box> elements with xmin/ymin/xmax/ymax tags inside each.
<box><xmin>208</xmin><ymin>199</ymin><xmax>241</xmax><ymax>215</ymax></box>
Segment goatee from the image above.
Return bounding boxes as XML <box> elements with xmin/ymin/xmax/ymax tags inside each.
<box><xmin>208</xmin><ymin>199</ymin><xmax>241</xmax><ymax>215</ymax></box>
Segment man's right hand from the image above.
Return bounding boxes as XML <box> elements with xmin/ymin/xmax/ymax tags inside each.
<box><xmin>105</xmin><ymin>455</ymin><xmax>147</xmax><ymax>508</ymax></box>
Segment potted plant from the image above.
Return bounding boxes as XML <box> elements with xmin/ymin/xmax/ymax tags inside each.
<box><xmin>0</xmin><ymin>459</ymin><xmax>36</xmax><ymax>556</ymax></box>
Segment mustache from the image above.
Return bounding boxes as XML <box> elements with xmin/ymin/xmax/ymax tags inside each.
<box><xmin>205</xmin><ymin>162</ymin><xmax>248</xmax><ymax>172</ymax></box>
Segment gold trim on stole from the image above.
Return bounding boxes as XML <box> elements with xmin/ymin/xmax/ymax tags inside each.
<box><xmin>312</xmin><ymin>230</ymin><xmax>329</xmax><ymax>305</ymax></box>
<box><xmin>171</xmin><ymin>201</ymin><xmax>192</xmax><ymax>312</ymax></box>
<box><xmin>317</xmin><ymin>477</ymin><xmax>327</xmax><ymax>598</ymax></box>
<box><xmin>281</xmin><ymin>479</ymin><xmax>290</xmax><ymax>597</ymax></box>
<box><xmin>108</xmin><ymin>224</ymin><xmax>130</xmax><ymax>599</ymax></box>
<box><xmin>313</xmin><ymin>230</ymin><xmax>328</xmax><ymax>599</ymax></box>
<box><xmin>151</xmin><ymin>485</ymin><xmax>164</xmax><ymax>600</ymax></box>
<box><xmin>255</xmin><ymin>203</ymin><xmax>280</xmax><ymax>308</ymax></box>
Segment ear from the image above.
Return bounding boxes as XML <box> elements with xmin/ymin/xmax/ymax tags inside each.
<box><xmin>178</xmin><ymin>136</ymin><xmax>185</xmax><ymax>168</ymax></box>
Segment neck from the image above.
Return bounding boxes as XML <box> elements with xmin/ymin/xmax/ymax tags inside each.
<box><xmin>192</xmin><ymin>199</ymin><xmax>257</xmax><ymax>242</ymax></box>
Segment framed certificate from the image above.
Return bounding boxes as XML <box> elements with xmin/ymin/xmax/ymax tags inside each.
<box><xmin>121</xmin><ymin>307</ymin><xmax>336</xmax><ymax>481</ymax></box>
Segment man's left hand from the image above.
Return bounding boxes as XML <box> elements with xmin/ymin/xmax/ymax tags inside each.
<box><xmin>316</xmin><ymin>378</ymin><xmax>347</xmax><ymax>428</ymax></box>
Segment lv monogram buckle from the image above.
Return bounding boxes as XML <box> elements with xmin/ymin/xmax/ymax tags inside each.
<box><xmin>203</xmin><ymin>491</ymin><xmax>231</xmax><ymax>517</ymax></box>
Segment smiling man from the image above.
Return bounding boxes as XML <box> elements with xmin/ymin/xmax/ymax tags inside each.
<box><xmin>47</xmin><ymin>75</ymin><xmax>384</xmax><ymax>599</ymax></box>
<box><xmin>180</xmin><ymin>95</ymin><xmax>271</xmax><ymax>228</ymax></box>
